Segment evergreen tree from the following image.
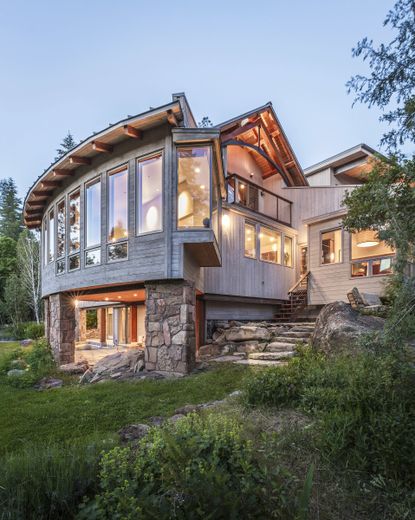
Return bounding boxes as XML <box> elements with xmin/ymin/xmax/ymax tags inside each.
<box><xmin>347</xmin><ymin>0</ymin><xmax>415</xmax><ymax>152</ymax></box>
<box><xmin>0</xmin><ymin>178</ymin><xmax>22</xmax><ymax>241</ymax></box>
<box><xmin>198</xmin><ymin>116</ymin><xmax>213</xmax><ymax>128</ymax></box>
<box><xmin>55</xmin><ymin>131</ymin><xmax>77</xmax><ymax>161</ymax></box>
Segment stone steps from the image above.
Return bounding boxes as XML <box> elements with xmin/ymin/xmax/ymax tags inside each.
<box><xmin>279</xmin><ymin>331</ymin><xmax>312</xmax><ymax>338</ymax></box>
<box><xmin>248</xmin><ymin>351</ymin><xmax>295</xmax><ymax>361</ymax></box>
<box><xmin>266</xmin><ymin>341</ymin><xmax>300</xmax><ymax>351</ymax></box>
<box><xmin>234</xmin><ymin>359</ymin><xmax>288</xmax><ymax>366</ymax></box>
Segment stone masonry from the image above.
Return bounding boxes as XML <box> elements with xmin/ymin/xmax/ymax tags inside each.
<box><xmin>46</xmin><ymin>293</ymin><xmax>76</xmax><ymax>365</ymax></box>
<box><xmin>145</xmin><ymin>280</ymin><xmax>196</xmax><ymax>374</ymax></box>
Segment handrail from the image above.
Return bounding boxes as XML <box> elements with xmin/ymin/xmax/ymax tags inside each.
<box><xmin>226</xmin><ymin>173</ymin><xmax>293</xmax><ymax>226</ymax></box>
<box><xmin>288</xmin><ymin>271</ymin><xmax>310</xmax><ymax>295</ymax></box>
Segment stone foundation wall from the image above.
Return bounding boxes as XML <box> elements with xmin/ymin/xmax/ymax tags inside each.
<box><xmin>47</xmin><ymin>293</ymin><xmax>76</xmax><ymax>365</ymax></box>
<box><xmin>145</xmin><ymin>280</ymin><xmax>196</xmax><ymax>374</ymax></box>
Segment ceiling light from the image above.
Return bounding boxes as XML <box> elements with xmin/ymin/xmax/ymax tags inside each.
<box><xmin>356</xmin><ymin>230</ymin><xmax>380</xmax><ymax>248</ymax></box>
<box><xmin>133</xmin><ymin>293</ymin><xmax>138</xmax><ymax>297</ymax></box>
<box><xmin>104</xmin><ymin>297</ymin><xmax>109</xmax><ymax>301</ymax></box>
<box><xmin>194</xmin><ymin>167</ymin><xmax>201</xmax><ymax>173</ymax></box>
<box><xmin>118</xmin><ymin>296</ymin><xmax>122</xmax><ymax>299</ymax></box>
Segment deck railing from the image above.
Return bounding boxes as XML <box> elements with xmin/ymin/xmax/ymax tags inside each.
<box><xmin>226</xmin><ymin>174</ymin><xmax>292</xmax><ymax>226</ymax></box>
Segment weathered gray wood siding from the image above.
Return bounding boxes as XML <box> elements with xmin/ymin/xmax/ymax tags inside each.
<box><xmin>308</xmin><ymin>216</ymin><xmax>391</xmax><ymax>304</ymax></box>
<box><xmin>204</xmin><ymin>207</ymin><xmax>296</xmax><ymax>300</ymax></box>
<box><xmin>205</xmin><ymin>301</ymin><xmax>278</xmax><ymax>320</ymax></box>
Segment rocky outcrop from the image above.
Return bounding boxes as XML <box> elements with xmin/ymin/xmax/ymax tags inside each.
<box><xmin>311</xmin><ymin>301</ymin><xmax>385</xmax><ymax>354</ymax></box>
<box><xmin>80</xmin><ymin>349</ymin><xmax>145</xmax><ymax>384</ymax></box>
<box><xmin>59</xmin><ymin>360</ymin><xmax>89</xmax><ymax>374</ymax></box>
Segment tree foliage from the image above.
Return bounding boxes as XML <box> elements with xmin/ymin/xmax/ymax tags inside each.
<box><xmin>17</xmin><ymin>230</ymin><xmax>41</xmax><ymax>324</ymax></box>
<box><xmin>55</xmin><ymin>131</ymin><xmax>77</xmax><ymax>161</ymax></box>
<box><xmin>347</xmin><ymin>0</ymin><xmax>415</xmax><ymax>152</ymax></box>
<box><xmin>198</xmin><ymin>116</ymin><xmax>213</xmax><ymax>127</ymax></box>
<box><xmin>0</xmin><ymin>237</ymin><xmax>17</xmax><ymax>301</ymax></box>
<box><xmin>0</xmin><ymin>178</ymin><xmax>22</xmax><ymax>241</ymax></box>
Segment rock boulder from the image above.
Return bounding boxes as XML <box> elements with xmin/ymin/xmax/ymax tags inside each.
<box><xmin>311</xmin><ymin>301</ymin><xmax>385</xmax><ymax>354</ymax></box>
<box><xmin>225</xmin><ymin>326</ymin><xmax>270</xmax><ymax>342</ymax></box>
<box><xmin>80</xmin><ymin>349</ymin><xmax>145</xmax><ymax>384</ymax></box>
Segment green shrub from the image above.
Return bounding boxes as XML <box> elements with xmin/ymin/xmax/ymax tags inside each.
<box><xmin>243</xmin><ymin>348</ymin><xmax>415</xmax><ymax>485</ymax></box>
<box><xmin>0</xmin><ymin>438</ymin><xmax>114</xmax><ymax>520</ymax></box>
<box><xmin>23</xmin><ymin>321</ymin><xmax>45</xmax><ymax>340</ymax></box>
<box><xmin>80</xmin><ymin>413</ymin><xmax>301</xmax><ymax>519</ymax></box>
<box><xmin>1</xmin><ymin>338</ymin><xmax>56</xmax><ymax>388</ymax></box>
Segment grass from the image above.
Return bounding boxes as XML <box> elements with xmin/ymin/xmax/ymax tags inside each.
<box><xmin>0</xmin><ymin>342</ymin><xmax>249</xmax><ymax>455</ymax></box>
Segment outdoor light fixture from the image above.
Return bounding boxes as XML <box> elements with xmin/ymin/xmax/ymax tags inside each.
<box><xmin>222</xmin><ymin>213</ymin><xmax>230</xmax><ymax>231</ymax></box>
<box><xmin>74</xmin><ymin>299</ymin><xmax>79</xmax><ymax>308</ymax></box>
<box><xmin>356</xmin><ymin>230</ymin><xmax>379</xmax><ymax>248</ymax></box>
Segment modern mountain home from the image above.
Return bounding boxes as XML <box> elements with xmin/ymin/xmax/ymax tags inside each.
<box><xmin>23</xmin><ymin>93</ymin><xmax>395</xmax><ymax>373</ymax></box>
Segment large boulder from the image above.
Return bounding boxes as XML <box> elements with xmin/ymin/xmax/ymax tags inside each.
<box><xmin>311</xmin><ymin>301</ymin><xmax>385</xmax><ymax>354</ymax></box>
<box><xmin>225</xmin><ymin>326</ymin><xmax>271</xmax><ymax>342</ymax></box>
<box><xmin>80</xmin><ymin>349</ymin><xmax>145</xmax><ymax>384</ymax></box>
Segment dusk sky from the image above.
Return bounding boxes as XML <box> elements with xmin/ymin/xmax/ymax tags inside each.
<box><xmin>0</xmin><ymin>0</ymin><xmax>394</xmax><ymax>198</ymax></box>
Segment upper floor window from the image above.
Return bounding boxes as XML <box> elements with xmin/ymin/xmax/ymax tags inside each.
<box><xmin>108</xmin><ymin>166</ymin><xmax>128</xmax><ymax>242</ymax></box>
<box><xmin>43</xmin><ymin>218</ymin><xmax>48</xmax><ymax>266</ymax></box>
<box><xmin>177</xmin><ymin>146</ymin><xmax>211</xmax><ymax>228</ymax></box>
<box><xmin>85</xmin><ymin>179</ymin><xmax>101</xmax><ymax>248</ymax></box>
<box><xmin>48</xmin><ymin>210</ymin><xmax>55</xmax><ymax>263</ymax></box>
<box><xmin>351</xmin><ymin>230</ymin><xmax>394</xmax><ymax>277</ymax></box>
<box><xmin>137</xmin><ymin>154</ymin><xmax>162</xmax><ymax>234</ymax></box>
<box><xmin>56</xmin><ymin>199</ymin><xmax>65</xmax><ymax>259</ymax></box>
<box><xmin>284</xmin><ymin>236</ymin><xmax>293</xmax><ymax>267</ymax></box>
<box><xmin>244</xmin><ymin>222</ymin><xmax>256</xmax><ymax>259</ymax></box>
<box><xmin>321</xmin><ymin>228</ymin><xmax>342</xmax><ymax>264</ymax></box>
<box><xmin>69</xmin><ymin>189</ymin><xmax>80</xmax><ymax>253</ymax></box>
<box><xmin>259</xmin><ymin>226</ymin><xmax>281</xmax><ymax>264</ymax></box>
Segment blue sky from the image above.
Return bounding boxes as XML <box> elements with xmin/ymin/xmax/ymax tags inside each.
<box><xmin>0</xmin><ymin>0</ymin><xmax>394</xmax><ymax>197</ymax></box>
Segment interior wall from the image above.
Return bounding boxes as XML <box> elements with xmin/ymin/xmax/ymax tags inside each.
<box><xmin>227</xmin><ymin>146</ymin><xmax>263</xmax><ymax>185</ymax></box>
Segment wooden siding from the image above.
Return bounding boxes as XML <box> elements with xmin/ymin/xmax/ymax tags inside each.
<box><xmin>204</xmin><ymin>208</ymin><xmax>296</xmax><ymax>300</ymax></box>
<box><xmin>308</xmin><ymin>217</ymin><xmax>391</xmax><ymax>304</ymax></box>
<box><xmin>205</xmin><ymin>301</ymin><xmax>277</xmax><ymax>320</ymax></box>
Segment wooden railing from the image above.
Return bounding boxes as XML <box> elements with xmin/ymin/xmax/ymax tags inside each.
<box><xmin>226</xmin><ymin>174</ymin><xmax>292</xmax><ymax>226</ymax></box>
<box><xmin>288</xmin><ymin>271</ymin><xmax>310</xmax><ymax>295</ymax></box>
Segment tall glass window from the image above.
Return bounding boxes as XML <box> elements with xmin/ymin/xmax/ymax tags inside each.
<box><xmin>69</xmin><ymin>190</ymin><xmax>80</xmax><ymax>253</ymax></box>
<box><xmin>43</xmin><ymin>218</ymin><xmax>48</xmax><ymax>266</ymax></box>
<box><xmin>48</xmin><ymin>210</ymin><xmax>55</xmax><ymax>263</ymax></box>
<box><xmin>86</xmin><ymin>179</ymin><xmax>101</xmax><ymax>247</ymax></box>
<box><xmin>56</xmin><ymin>199</ymin><xmax>65</xmax><ymax>259</ymax></box>
<box><xmin>177</xmin><ymin>147</ymin><xmax>211</xmax><ymax>228</ymax></box>
<box><xmin>108</xmin><ymin>167</ymin><xmax>128</xmax><ymax>242</ymax></box>
<box><xmin>321</xmin><ymin>229</ymin><xmax>342</xmax><ymax>264</ymax></box>
<box><xmin>137</xmin><ymin>155</ymin><xmax>162</xmax><ymax>234</ymax></box>
<box><xmin>284</xmin><ymin>236</ymin><xmax>293</xmax><ymax>267</ymax></box>
<box><xmin>259</xmin><ymin>227</ymin><xmax>281</xmax><ymax>264</ymax></box>
<box><xmin>244</xmin><ymin>222</ymin><xmax>256</xmax><ymax>259</ymax></box>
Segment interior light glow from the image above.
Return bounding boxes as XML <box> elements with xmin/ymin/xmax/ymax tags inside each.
<box><xmin>222</xmin><ymin>214</ymin><xmax>230</xmax><ymax>230</ymax></box>
<box><xmin>145</xmin><ymin>205</ymin><xmax>159</xmax><ymax>231</ymax></box>
<box><xmin>74</xmin><ymin>299</ymin><xmax>79</xmax><ymax>308</ymax></box>
<box><xmin>104</xmin><ymin>297</ymin><xmax>109</xmax><ymax>301</ymax></box>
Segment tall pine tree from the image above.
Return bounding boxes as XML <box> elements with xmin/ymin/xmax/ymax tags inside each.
<box><xmin>0</xmin><ymin>178</ymin><xmax>22</xmax><ymax>241</ymax></box>
<box><xmin>55</xmin><ymin>131</ymin><xmax>77</xmax><ymax>161</ymax></box>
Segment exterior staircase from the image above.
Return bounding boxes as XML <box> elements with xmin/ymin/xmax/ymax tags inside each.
<box><xmin>234</xmin><ymin>322</ymin><xmax>315</xmax><ymax>366</ymax></box>
<box><xmin>275</xmin><ymin>272</ymin><xmax>312</xmax><ymax>323</ymax></box>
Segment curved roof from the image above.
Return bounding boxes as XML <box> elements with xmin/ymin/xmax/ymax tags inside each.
<box><xmin>24</xmin><ymin>100</ymin><xmax>183</xmax><ymax>228</ymax></box>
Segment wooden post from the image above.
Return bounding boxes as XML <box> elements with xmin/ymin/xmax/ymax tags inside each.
<box><xmin>130</xmin><ymin>305</ymin><xmax>138</xmax><ymax>344</ymax></box>
<box><xmin>99</xmin><ymin>308</ymin><xmax>106</xmax><ymax>344</ymax></box>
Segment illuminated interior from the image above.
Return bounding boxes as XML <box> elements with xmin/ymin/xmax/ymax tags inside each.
<box><xmin>260</xmin><ymin>227</ymin><xmax>281</xmax><ymax>264</ymax></box>
<box><xmin>244</xmin><ymin>222</ymin><xmax>256</xmax><ymax>258</ymax></box>
<box><xmin>351</xmin><ymin>230</ymin><xmax>394</xmax><ymax>277</ymax></box>
<box><xmin>321</xmin><ymin>229</ymin><xmax>342</xmax><ymax>264</ymax></box>
<box><xmin>284</xmin><ymin>236</ymin><xmax>293</xmax><ymax>267</ymax></box>
<box><xmin>138</xmin><ymin>154</ymin><xmax>162</xmax><ymax>234</ymax></box>
<box><xmin>108</xmin><ymin>167</ymin><xmax>128</xmax><ymax>241</ymax></box>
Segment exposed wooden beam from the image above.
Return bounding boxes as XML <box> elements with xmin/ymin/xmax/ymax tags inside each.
<box><xmin>221</xmin><ymin>120</ymin><xmax>260</xmax><ymax>141</ymax></box>
<box><xmin>92</xmin><ymin>141</ymin><xmax>113</xmax><ymax>153</ymax></box>
<box><xmin>52</xmin><ymin>168</ymin><xmax>72</xmax><ymax>177</ymax></box>
<box><xmin>123</xmin><ymin>125</ymin><xmax>142</xmax><ymax>139</ymax></box>
<box><xmin>25</xmin><ymin>216</ymin><xmax>42</xmax><ymax>222</ymax></box>
<box><xmin>69</xmin><ymin>155</ymin><xmax>91</xmax><ymax>165</ymax></box>
<box><xmin>40</xmin><ymin>180</ymin><xmax>61</xmax><ymax>188</ymax></box>
<box><xmin>32</xmin><ymin>190</ymin><xmax>53</xmax><ymax>197</ymax></box>
<box><xmin>27</xmin><ymin>203</ymin><xmax>45</xmax><ymax>209</ymax></box>
<box><xmin>167</xmin><ymin>109</ymin><xmax>178</xmax><ymax>127</ymax></box>
<box><xmin>26</xmin><ymin>209</ymin><xmax>44</xmax><ymax>216</ymax></box>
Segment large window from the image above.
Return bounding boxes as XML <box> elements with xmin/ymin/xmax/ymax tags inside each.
<box><xmin>137</xmin><ymin>154</ymin><xmax>162</xmax><ymax>234</ymax></box>
<box><xmin>177</xmin><ymin>147</ymin><xmax>211</xmax><ymax>228</ymax></box>
<box><xmin>69</xmin><ymin>189</ymin><xmax>80</xmax><ymax>253</ymax></box>
<box><xmin>56</xmin><ymin>199</ymin><xmax>65</xmax><ymax>259</ymax></box>
<box><xmin>244</xmin><ymin>222</ymin><xmax>256</xmax><ymax>259</ymax></box>
<box><xmin>351</xmin><ymin>230</ymin><xmax>394</xmax><ymax>277</ymax></box>
<box><xmin>108</xmin><ymin>167</ymin><xmax>128</xmax><ymax>242</ymax></box>
<box><xmin>321</xmin><ymin>228</ymin><xmax>342</xmax><ymax>264</ymax></box>
<box><xmin>48</xmin><ymin>210</ymin><xmax>55</xmax><ymax>263</ymax></box>
<box><xmin>259</xmin><ymin>227</ymin><xmax>281</xmax><ymax>264</ymax></box>
<box><xmin>284</xmin><ymin>236</ymin><xmax>293</xmax><ymax>267</ymax></box>
<box><xmin>43</xmin><ymin>218</ymin><xmax>48</xmax><ymax>266</ymax></box>
<box><xmin>86</xmin><ymin>179</ymin><xmax>101</xmax><ymax>248</ymax></box>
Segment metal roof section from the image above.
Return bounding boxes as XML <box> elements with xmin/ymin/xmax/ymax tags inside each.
<box><xmin>304</xmin><ymin>143</ymin><xmax>378</xmax><ymax>176</ymax></box>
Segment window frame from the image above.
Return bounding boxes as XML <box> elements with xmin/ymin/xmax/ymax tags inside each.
<box><xmin>56</xmin><ymin>197</ymin><xmax>66</xmax><ymax>262</ymax></box>
<box><xmin>176</xmin><ymin>144</ymin><xmax>213</xmax><ymax>231</ymax></box>
<box><xmin>68</xmin><ymin>187</ymin><xmax>81</xmax><ymax>255</ymax></box>
<box><xmin>283</xmin><ymin>234</ymin><xmax>294</xmax><ymax>268</ymax></box>
<box><xmin>84</xmin><ymin>176</ymin><xmax>102</xmax><ymax>251</ymax></box>
<box><xmin>107</xmin><ymin>163</ymin><xmax>129</xmax><ymax>244</ymax></box>
<box><xmin>107</xmin><ymin>241</ymin><xmax>129</xmax><ymax>263</ymax></box>
<box><xmin>47</xmin><ymin>208</ymin><xmax>55</xmax><ymax>264</ymax></box>
<box><xmin>244</xmin><ymin>221</ymin><xmax>257</xmax><ymax>260</ymax></box>
<box><xmin>320</xmin><ymin>227</ymin><xmax>343</xmax><ymax>266</ymax></box>
<box><xmin>136</xmin><ymin>150</ymin><xmax>164</xmax><ymax>236</ymax></box>
<box><xmin>350</xmin><ymin>254</ymin><xmax>394</xmax><ymax>278</ymax></box>
<box><xmin>259</xmin><ymin>225</ymin><xmax>282</xmax><ymax>265</ymax></box>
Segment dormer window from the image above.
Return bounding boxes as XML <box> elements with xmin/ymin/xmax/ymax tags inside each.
<box><xmin>177</xmin><ymin>147</ymin><xmax>211</xmax><ymax>228</ymax></box>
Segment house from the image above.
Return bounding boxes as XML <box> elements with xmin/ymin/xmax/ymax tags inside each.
<box><xmin>23</xmin><ymin>93</ymin><xmax>394</xmax><ymax>373</ymax></box>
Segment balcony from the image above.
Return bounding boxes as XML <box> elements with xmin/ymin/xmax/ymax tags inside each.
<box><xmin>226</xmin><ymin>174</ymin><xmax>292</xmax><ymax>226</ymax></box>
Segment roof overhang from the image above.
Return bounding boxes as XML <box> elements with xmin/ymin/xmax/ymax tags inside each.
<box><xmin>24</xmin><ymin>100</ymin><xmax>183</xmax><ymax>228</ymax></box>
<box><xmin>216</xmin><ymin>103</ymin><xmax>308</xmax><ymax>187</ymax></box>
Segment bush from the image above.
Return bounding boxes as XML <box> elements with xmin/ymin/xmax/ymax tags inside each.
<box><xmin>243</xmin><ymin>348</ymin><xmax>415</xmax><ymax>485</ymax></box>
<box><xmin>0</xmin><ymin>438</ymin><xmax>115</xmax><ymax>520</ymax></box>
<box><xmin>7</xmin><ymin>321</ymin><xmax>45</xmax><ymax>340</ymax></box>
<box><xmin>80</xmin><ymin>413</ymin><xmax>302</xmax><ymax>519</ymax></box>
<box><xmin>1</xmin><ymin>338</ymin><xmax>56</xmax><ymax>388</ymax></box>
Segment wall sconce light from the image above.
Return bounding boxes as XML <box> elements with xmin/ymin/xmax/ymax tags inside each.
<box><xmin>222</xmin><ymin>214</ymin><xmax>230</xmax><ymax>231</ymax></box>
